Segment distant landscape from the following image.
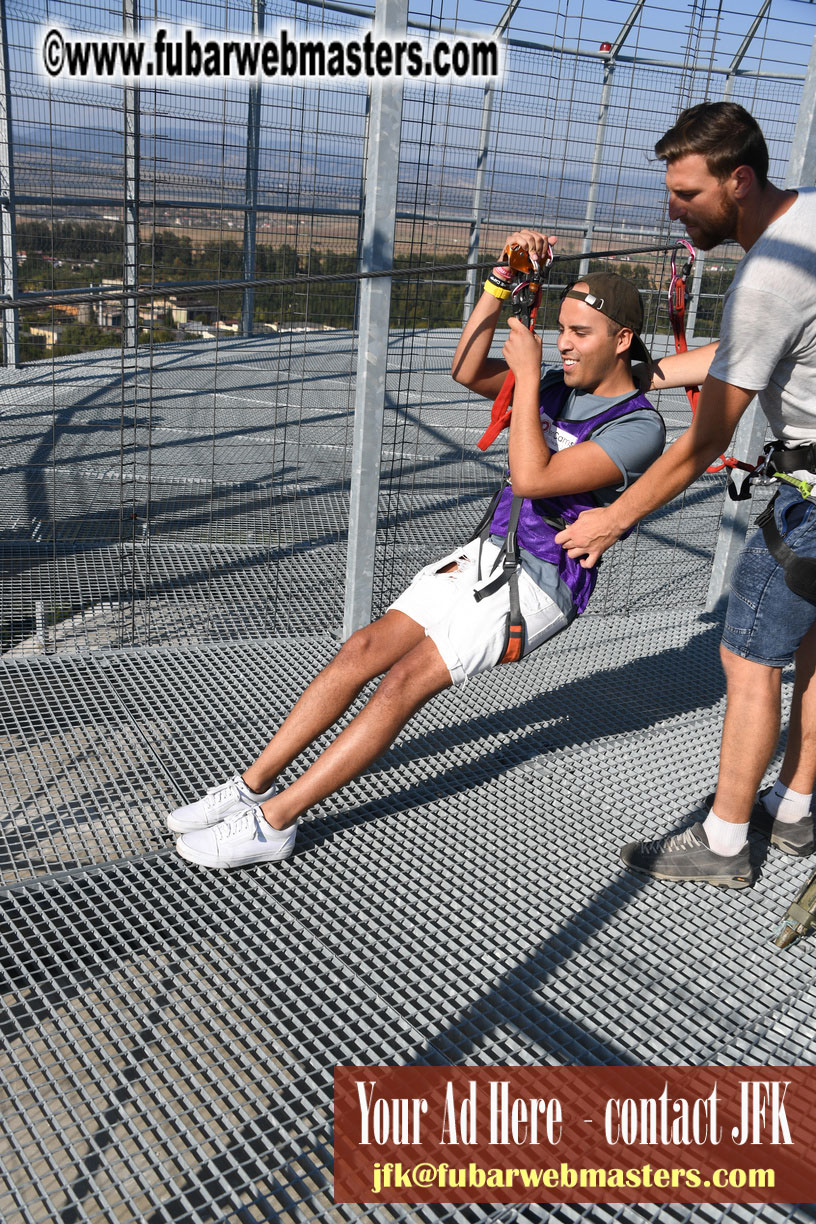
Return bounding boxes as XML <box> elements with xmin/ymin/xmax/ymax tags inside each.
<box><xmin>10</xmin><ymin>124</ymin><xmax>739</xmax><ymax>363</ymax></box>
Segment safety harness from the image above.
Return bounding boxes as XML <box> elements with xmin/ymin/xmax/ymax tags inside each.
<box><xmin>467</xmin><ymin>384</ymin><xmax>571</xmax><ymax>665</ymax></box>
<box><xmin>754</xmin><ymin>443</ymin><xmax>816</xmax><ymax>602</ymax></box>
<box><xmin>469</xmin><ymin>382</ymin><xmax>657</xmax><ymax>664</ymax></box>
<box><xmin>671</xmin><ymin>241</ymin><xmax>816</xmax><ymax>601</ymax></box>
<box><xmin>468</xmin><ymin>486</ymin><xmax>534</xmax><ymax>664</ymax></box>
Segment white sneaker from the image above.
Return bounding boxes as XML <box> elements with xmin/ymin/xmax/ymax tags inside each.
<box><xmin>176</xmin><ymin>806</ymin><xmax>299</xmax><ymax>869</ymax></box>
<box><xmin>167</xmin><ymin>774</ymin><xmax>277</xmax><ymax>834</ymax></box>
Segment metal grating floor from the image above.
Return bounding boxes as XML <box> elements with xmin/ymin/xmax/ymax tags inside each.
<box><xmin>2</xmin><ymin>608</ymin><xmax>816</xmax><ymax>1222</ymax></box>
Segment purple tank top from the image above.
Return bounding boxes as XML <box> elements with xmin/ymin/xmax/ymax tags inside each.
<box><xmin>490</xmin><ymin>378</ymin><xmax>656</xmax><ymax>614</ymax></box>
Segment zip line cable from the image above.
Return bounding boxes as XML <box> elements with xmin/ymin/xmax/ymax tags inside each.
<box><xmin>7</xmin><ymin>242</ymin><xmax>700</xmax><ymax>312</ymax></box>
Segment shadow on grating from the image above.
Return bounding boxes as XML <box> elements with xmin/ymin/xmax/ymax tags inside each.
<box><xmin>2</xmin><ymin>608</ymin><xmax>816</xmax><ymax>1222</ymax></box>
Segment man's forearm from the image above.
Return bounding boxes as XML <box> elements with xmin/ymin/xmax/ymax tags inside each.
<box><xmin>612</xmin><ymin>373</ymin><xmax>753</xmax><ymax>534</ymax></box>
<box><xmin>605</xmin><ymin>429</ymin><xmax>716</xmax><ymax>536</ymax></box>
<box><xmin>558</xmin><ymin>375</ymin><xmax>755</xmax><ymax>566</ymax></box>
<box><xmin>556</xmin><ymin>430</ymin><xmax>722</xmax><ymax>567</ymax></box>
<box><xmin>450</xmin><ymin>290</ymin><xmax>506</xmax><ymax>389</ymax></box>
<box><xmin>649</xmin><ymin>341</ymin><xmax>719</xmax><ymax>392</ymax></box>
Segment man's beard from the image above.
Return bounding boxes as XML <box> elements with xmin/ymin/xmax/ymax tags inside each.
<box><xmin>689</xmin><ymin>193</ymin><xmax>738</xmax><ymax>251</ymax></box>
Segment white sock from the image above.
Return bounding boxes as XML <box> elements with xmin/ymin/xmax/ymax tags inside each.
<box><xmin>763</xmin><ymin>780</ymin><xmax>812</xmax><ymax>823</ymax></box>
<box><xmin>703</xmin><ymin>809</ymin><xmax>749</xmax><ymax>856</ymax></box>
<box><xmin>240</xmin><ymin>773</ymin><xmax>274</xmax><ymax>798</ymax></box>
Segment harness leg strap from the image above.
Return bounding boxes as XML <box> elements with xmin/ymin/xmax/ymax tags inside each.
<box><xmin>757</xmin><ymin>497</ymin><xmax>816</xmax><ymax>603</ymax></box>
<box><xmin>500</xmin><ymin>568</ymin><xmax>524</xmax><ymax>663</ymax></box>
<box><xmin>472</xmin><ymin>494</ymin><xmax>526</xmax><ymax>664</ymax></box>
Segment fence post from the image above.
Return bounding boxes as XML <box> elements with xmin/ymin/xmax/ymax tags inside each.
<box><xmin>462</xmin><ymin>83</ymin><xmax>498</xmax><ymax>323</ymax></box>
<box><xmin>705</xmin><ymin>408</ymin><xmax>769</xmax><ymax>613</ymax></box>
<box><xmin>343</xmin><ymin>0</ymin><xmax>408</xmax><ymax>639</ymax></box>
<box><xmin>462</xmin><ymin>0</ymin><xmax>521</xmax><ymax>323</ymax></box>
<box><xmin>123</xmin><ymin>0</ymin><xmax>139</xmax><ymax>348</ymax></box>
<box><xmin>578</xmin><ymin>0</ymin><xmax>645</xmax><ymax>278</ymax></box>
<box><xmin>0</xmin><ymin>0</ymin><xmax>18</xmax><ymax>367</ymax></box>
<box><xmin>788</xmin><ymin>30</ymin><xmax>816</xmax><ymax>189</ymax></box>
<box><xmin>242</xmin><ymin>0</ymin><xmax>265</xmax><ymax>338</ymax></box>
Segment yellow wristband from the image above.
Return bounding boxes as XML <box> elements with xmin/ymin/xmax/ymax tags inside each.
<box><xmin>484</xmin><ymin>278</ymin><xmax>511</xmax><ymax>300</ymax></box>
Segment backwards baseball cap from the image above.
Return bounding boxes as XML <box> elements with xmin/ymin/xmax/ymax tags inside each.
<box><xmin>563</xmin><ymin>272</ymin><xmax>650</xmax><ymax>365</ymax></box>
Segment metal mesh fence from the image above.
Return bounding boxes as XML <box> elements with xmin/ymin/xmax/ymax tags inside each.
<box><xmin>1</xmin><ymin>0</ymin><xmax>812</xmax><ymax>654</ymax></box>
<box><xmin>4</xmin><ymin>0</ymin><xmax>813</xmax><ymax>656</ymax></box>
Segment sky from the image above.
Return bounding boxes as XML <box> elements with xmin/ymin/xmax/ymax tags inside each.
<box><xmin>8</xmin><ymin>0</ymin><xmax>816</xmax><ymax>244</ymax></box>
<box><xmin>17</xmin><ymin>0</ymin><xmax>816</xmax><ymax>75</ymax></box>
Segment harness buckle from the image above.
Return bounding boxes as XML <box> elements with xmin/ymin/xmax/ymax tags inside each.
<box><xmin>763</xmin><ymin>442</ymin><xmax>816</xmax><ymax>499</ymax></box>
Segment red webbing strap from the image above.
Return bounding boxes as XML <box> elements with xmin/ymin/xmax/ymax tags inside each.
<box><xmin>477</xmin><ymin>368</ymin><xmax>517</xmax><ymax>452</ymax></box>
<box><xmin>669</xmin><ymin>246</ymin><xmax>700</xmax><ymax>416</ymax></box>
<box><xmin>476</xmin><ymin>293</ymin><xmax>542</xmax><ymax>451</ymax></box>
<box><xmin>668</xmin><ymin>240</ymin><xmax>758</xmax><ymax>477</ymax></box>
<box><xmin>476</xmin><ymin>242</ymin><xmax>551</xmax><ymax>452</ymax></box>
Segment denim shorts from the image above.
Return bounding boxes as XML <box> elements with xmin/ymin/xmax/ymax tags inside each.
<box><xmin>721</xmin><ymin>485</ymin><xmax>816</xmax><ymax>667</ymax></box>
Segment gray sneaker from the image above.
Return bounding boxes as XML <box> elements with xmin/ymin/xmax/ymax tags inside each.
<box><xmin>703</xmin><ymin>789</ymin><xmax>815</xmax><ymax>858</ymax></box>
<box><xmin>755</xmin><ymin>789</ymin><xmax>815</xmax><ymax>857</ymax></box>
<box><xmin>167</xmin><ymin>773</ymin><xmax>277</xmax><ymax>834</ymax></box>
<box><xmin>620</xmin><ymin>822</ymin><xmax>753</xmax><ymax>889</ymax></box>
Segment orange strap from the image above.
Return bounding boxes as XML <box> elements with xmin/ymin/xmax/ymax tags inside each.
<box><xmin>476</xmin><ymin>242</ymin><xmax>550</xmax><ymax>452</ymax></box>
<box><xmin>477</xmin><ymin>368</ymin><xmax>517</xmax><ymax>452</ymax></box>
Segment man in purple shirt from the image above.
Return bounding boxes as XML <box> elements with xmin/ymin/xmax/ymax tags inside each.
<box><xmin>167</xmin><ymin>238</ymin><xmax>665</xmax><ymax>869</ymax></box>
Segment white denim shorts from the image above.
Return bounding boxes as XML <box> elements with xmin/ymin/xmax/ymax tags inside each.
<box><xmin>389</xmin><ymin>536</ymin><xmax>570</xmax><ymax>687</ymax></box>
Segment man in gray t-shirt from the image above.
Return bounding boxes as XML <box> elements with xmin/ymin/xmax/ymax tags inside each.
<box><xmin>709</xmin><ymin>187</ymin><xmax>816</xmax><ymax>445</ymax></box>
<box><xmin>559</xmin><ymin>102</ymin><xmax>816</xmax><ymax>890</ymax></box>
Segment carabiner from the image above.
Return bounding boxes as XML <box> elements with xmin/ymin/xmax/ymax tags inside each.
<box><xmin>668</xmin><ymin>238</ymin><xmax>696</xmax><ymax>338</ymax></box>
<box><xmin>504</xmin><ymin>242</ymin><xmax>554</xmax><ymax>329</ymax></box>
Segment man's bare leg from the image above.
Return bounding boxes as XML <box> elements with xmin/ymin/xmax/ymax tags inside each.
<box><xmin>712</xmin><ymin>644</ymin><xmax>782</xmax><ymax>824</ymax></box>
<box><xmin>258</xmin><ymin>635</ymin><xmax>452</xmax><ymax>828</ymax></box>
<box><xmin>621</xmin><ymin>640</ymin><xmax>808</xmax><ymax>883</ymax></box>
<box><xmin>776</xmin><ymin>621</ymin><xmax>816</xmax><ymax>794</ymax></box>
<box><xmin>241</xmin><ymin>610</ymin><xmax>426</xmax><ymax>792</ymax></box>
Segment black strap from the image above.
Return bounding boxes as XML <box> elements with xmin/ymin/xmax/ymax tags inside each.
<box><xmin>534</xmin><ymin>503</ymin><xmax>568</xmax><ymax>534</ymax></box>
<box><xmin>757</xmin><ymin>495</ymin><xmax>816</xmax><ymax>603</ymax></box>
<box><xmin>727</xmin><ymin>441</ymin><xmax>816</xmax><ymax>502</ymax></box>
<box><xmin>501</xmin><ymin>568</ymin><xmax>524</xmax><ymax>662</ymax></box>
<box><xmin>766</xmin><ymin>442</ymin><xmax>816</xmax><ymax>476</ymax></box>
<box><xmin>474</xmin><ymin>495</ymin><xmax>523</xmax><ymax>602</ymax></box>
<box><xmin>470</xmin><ymin>495</ymin><xmax>526</xmax><ymax>662</ymax></box>
<box><xmin>504</xmin><ymin>492</ymin><xmax>523</xmax><ymax>567</ymax></box>
<box><xmin>727</xmin><ymin>468</ymin><xmax>755</xmax><ymax>501</ymax></box>
<box><xmin>469</xmin><ymin>482</ymin><xmax>508</xmax><ymax>544</ymax></box>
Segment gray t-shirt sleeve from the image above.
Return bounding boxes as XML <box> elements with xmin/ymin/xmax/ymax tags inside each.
<box><xmin>709</xmin><ymin>285</ymin><xmax>803</xmax><ymax>392</ymax></box>
<box><xmin>590</xmin><ymin>410</ymin><xmax>667</xmax><ymax>493</ymax></box>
